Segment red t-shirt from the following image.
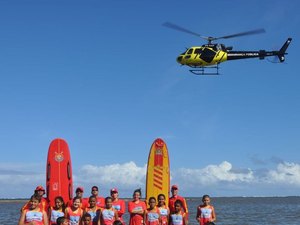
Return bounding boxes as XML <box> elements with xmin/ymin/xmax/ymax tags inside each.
<box><xmin>168</xmin><ymin>195</ymin><xmax>188</xmax><ymax>214</ymax></box>
<box><xmin>128</xmin><ymin>201</ymin><xmax>147</xmax><ymax>225</ymax></box>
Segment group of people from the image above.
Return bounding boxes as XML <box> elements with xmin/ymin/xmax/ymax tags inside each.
<box><xmin>18</xmin><ymin>184</ymin><xmax>216</xmax><ymax>225</ymax></box>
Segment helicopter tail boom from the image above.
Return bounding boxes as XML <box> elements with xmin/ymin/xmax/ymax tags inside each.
<box><xmin>226</xmin><ymin>38</ymin><xmax>292</xmax><ymax>62</ymax></box>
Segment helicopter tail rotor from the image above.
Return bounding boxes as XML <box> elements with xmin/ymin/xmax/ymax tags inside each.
<box><xmin>277</xmin><ymin>38</ymin><xmax>292</xmax><ymax>62</ymax></box>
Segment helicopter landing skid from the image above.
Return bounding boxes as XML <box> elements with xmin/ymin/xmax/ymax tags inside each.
<box><xmin>189</xmin><ymin>65</ymin><xmax>220</xmax><ymax>75</ymax></box>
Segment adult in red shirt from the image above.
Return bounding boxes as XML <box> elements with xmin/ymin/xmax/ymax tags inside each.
<box><xmin>168</xmin><ymin>185</ymin><xmax>188</xmax><ymax>215</ymax></box>
<box><xmin>128</xmin><ymin>188</ymin><xmax>146</xmax><ymax>225</ymax></box>
<box><xmin>21</xmin><ymin>186</ymin><xmax>49</xmax><ymax>212</ymax></box>
<box><xmin>68</xmin><ymin>187</ymin><xmax>89</xmax><ymax>209</ymax></box>
<box><xmin>111</xmin><ymin>188</ymin><xmax>126</xmax><ymax>224</ymax></box>
<box><xmin>91</xmin><ymin>186</ymin><xmax>105</xmax><ymax>208</ymax></box>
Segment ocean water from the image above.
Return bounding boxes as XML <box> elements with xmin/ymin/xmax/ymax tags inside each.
<box><xmin>2</xmin><ymin>197</ymin><xmax>300</xmax><ymax>225</ymax></box>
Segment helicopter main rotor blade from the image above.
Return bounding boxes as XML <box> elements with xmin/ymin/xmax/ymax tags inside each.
<box><xmin>214</xmin><ymin>28</ymin><xmax>266</xmax><ymax>40</ymax></box>
<box><xmin>163</xmin><ymin>22</ymin><xmax>266</xmax><ymax>43</ymax></box>
<box><xmin>162</xmin><ymin>22</ymin><xmax>208</xmax><ymax>39</ymax></box>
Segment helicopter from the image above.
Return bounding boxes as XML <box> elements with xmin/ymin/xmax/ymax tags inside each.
<box><xmin>163</xmin><ymin>22</ymin><xmax>292</xmax><ymax>75</ymax></box>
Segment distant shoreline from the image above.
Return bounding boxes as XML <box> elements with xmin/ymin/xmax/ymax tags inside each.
<box><xmin>0</xmin><ymin>199</ymin><xmax>27</xmax><ymax>203</ymax></box>
<box><xmin>1</xmin><ymin>196</ymin><xmax>300</xmax><ymax>203</ymax></box>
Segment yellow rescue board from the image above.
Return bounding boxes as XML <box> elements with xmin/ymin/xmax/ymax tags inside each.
<box><xmin>146</xmin><ymin>138</ymin><xmax>170</xmax><ymax>206</ymax></box>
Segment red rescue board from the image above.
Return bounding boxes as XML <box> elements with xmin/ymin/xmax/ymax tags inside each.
<box><xmin>46</xmin><ymin>138</ymin><xmax>73</xmax><ymax>207</ymax></box>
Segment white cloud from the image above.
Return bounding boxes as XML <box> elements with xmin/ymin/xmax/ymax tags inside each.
<box><xmin>75</xmin><ymin>161</ymin><xmax>147</xmax><ymax>196</ymax></box>
<box><xmin>173</xmin><ymin>161</ymin><xmax>254</xmax><ymax>188</ymax></box>
<box><xmin>265</xmin><ymin>162</ymin><xmax>300</xmax><ymax>185</ymax></box>
<box><xmin>2</xmin><ymin>160</ymin><xmax>300</xmax><ymax>198</ymax></box>
<box><xmin>0</xmin><ymin>163</ymin><xmax>45</xmax><ymax>198</ymax></box>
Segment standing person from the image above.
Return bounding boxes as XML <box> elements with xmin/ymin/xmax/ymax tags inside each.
<box><xmin>157</xmin><ymin>194</ymin><xmax>169</xmax><ymax>225</ymax></box>
<box><xmin>169</xmin><ymin>200</ymin><xmax>187</xmax><ymax>225</ymax></box>
<box><xmin>49</xmin><ymin>196</ymin><xmax>66</xmax><ymax>225</ymax></box>
<box><xmin>101</xmin><ymin>197</ymin><xmax>119</xmax><ymax>225</ymax></box>
<box><xmin>196</xmin><ymin>195</ymin><xmax>216</xmax><ymax>225</ymax></box>
<box><xmin>168</xmin><ymin>185</ymin><xmax>188</xmax><ymax>215</ymax></box>
<box><xmin>111</xmin><ymin>188</ymin><xmax>126</xmax><ymax>224</ymax></box>
<box><xmin>128</xmin><ymin>188</ymin><xmax>147</xmax><ymax>225</ymax></box>
<box><xmin>144</xmin><ymin>197</ymin><xmax>160</xmax><ymax>225</ymax></box>
<box><xmin>69</xmin><ymin>187</ymin><xmax>89</xmax><ymax>209</ymax></box>
<box><xmin>21</xmin><ymin>186</ymin><xmax>49</xmax><ymax>212</ymax></box>
<box><xmin>35</xmin><ymin>186</ymin><xmax>49</xmax><ymax>211</ymax></box>
<box><xmin>84</xmin><ymin>196</ymin><xmax>101</xmax><ymax>225</ymax></box>
<box><xmin>18</xmin><ymin>194</ymin><xmax>49</xmax><ymax>225</ymax></box>
<box><xmin>91</xmin><ymin>186</ymin><xmax>105</xmax><ymax>208</ymax></box>
<box><xmin>65</xmin><ymin>196</ymin><xmax>83</xmax><ymax>225</ymax></box>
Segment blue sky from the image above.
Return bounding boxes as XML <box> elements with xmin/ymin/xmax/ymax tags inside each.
<box><xmin>0</xmin><ymin>0</ymin><xmax>299</xmax><ymax>198</ymax></box>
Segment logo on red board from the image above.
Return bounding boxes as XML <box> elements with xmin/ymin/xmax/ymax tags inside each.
<box><xmin>154</xmin><ymin>148</ymin><xmax>163</xmax><ymax>167</ymax></box>
<box><xmin>53</xmin><ymin>182</ymin><xmax>58</xmax><ymax>191</ymax></box>
<box><xmin>155</xmin><ymin>138</ymin><xmax>165</xmax><ymax>148</ymax></box>
<box><xmin>54</xmin><ymin>152</ymin><xmax>64</xmax><ymax>162</ymax></box>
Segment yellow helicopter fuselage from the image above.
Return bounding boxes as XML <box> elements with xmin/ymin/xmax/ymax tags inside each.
<box><xmin>177</xmin><ymin>45</ymin><xmax>228</xmax><ymax>67</ymax></box>
<box><xmin>177</xmin><ymin>38</ymin><xmax>292</xmax><ymax>70</ymax></box>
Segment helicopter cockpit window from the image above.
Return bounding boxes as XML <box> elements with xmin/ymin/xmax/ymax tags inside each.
<box><xmin>194</xmin><ymin>48</ymin><xmax>203</xmax><ymax>54</ymax></box>
<box><xmin>186</xmin><ymin>48</ymin><xmax>193</xmax><ymax>55</ymax></box>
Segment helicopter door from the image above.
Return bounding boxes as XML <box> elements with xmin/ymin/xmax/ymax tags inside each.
<box><xmin>199</xmin><ymin>48</ymin><xmax>217</xmax><ymax>63</ymax></box>
<box><xmin>194</xmin><ymin>48</ymin><xmax>203</xmax><ymax>58</ymax></box>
